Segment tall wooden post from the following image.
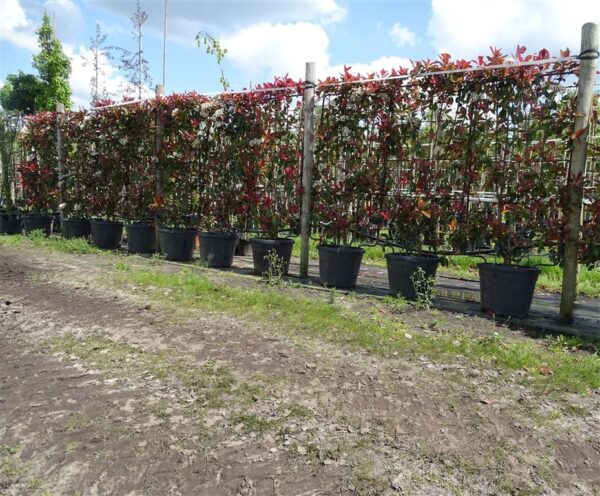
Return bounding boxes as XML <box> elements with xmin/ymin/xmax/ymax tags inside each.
<box><xmin>559</xmin><ymin>22</ymin><xmax>599</xmax><ymax>323</ymax></box>
<box><xmin>56</xmin><ymin>103</ymin><xmax>65</xmax><ymax>222</ymax></box>
<box><xmin>154</xmin><ymin>84</ymin><xmax>165</xmax><ymax>250</ymax></box>
<box><xmin>300</xmin><ymin>62</ymin><xmax>316</xmax><ymax>278</ymax></box>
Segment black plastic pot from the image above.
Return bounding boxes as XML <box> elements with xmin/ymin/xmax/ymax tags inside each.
<box><xmin>0</xmin><ymin>212</ymin><xmax>22</xmax><ymax>235</ymax></box>
<box><xmin>62</xmin><ymin>218</ymin><xmax>91</xmax><ymax>239</ymax></box>
<box><xmin>317</xmin><ymin>245</ymin><xmax>365</xmax><ymax>289</ymax></box>
<box><xmin>235</xmin><ymin>238</ymin><xmax>252</xmax><ymax>256</ymax></box>
<box><xmin>386</xmin><ymin>253</ymin><xmax>441</xmax><ymax>301</ymax></box>
<box><xmin>91</xmin><ymin>220</ymin><xmax>123</xmax><ymax>250</ymax></box>
<box><xmin>52</xmin><ymin>212</ymin><xmax>61</xmax><ymax>233</ymax></box>
<box><xmin>250</xmin><ymin>238</ymin><xmax>294</xmax><ymax>276</ymax></box>
<box><xmin>199</xmin><ymin>231</ymin><xmax>238</xmax><ymax>267</ymax></box>
<box><xmin>478</xmin><ymin>263</ymin><xmax>541</xmax><ymax>317</ymax></box>
<box><xmin>158</xmin><ymin>228</ymin><xmax>197</xmax><ymax>262</ymax></box>
<box><xmin>22</xmin><ymin>214</ymin><xmax>53</xmax><ymax>235</ymax></box>
<box><xmin>126</xmin><ymin>223</ymin><xmax>156</xmax><ymax>254</ymax></box>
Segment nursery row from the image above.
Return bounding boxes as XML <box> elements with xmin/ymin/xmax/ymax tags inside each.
<box><xmin>1</xmin><ymin>47</ymin><xmax>599</xmax><ymax>317</ymax></box>
<box><xmin>0</xmin><ymin>217</ymin><xmax>540</xmax><ymax>319</ymax></box>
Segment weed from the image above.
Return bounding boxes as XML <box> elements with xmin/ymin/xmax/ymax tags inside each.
<box><xmin>411</xmin><ymin>267</ymin><xmax>435</xmax><ymax>309</ymax></box>
<box><xmin>113</xmin><ymin>260</ymin><xmax>132</xmax><ymax>271</ymax></box>
<box><xmin>262</xmin><ymin>249</ymin><xmax>286</xmax><ymax>286</ymax></box>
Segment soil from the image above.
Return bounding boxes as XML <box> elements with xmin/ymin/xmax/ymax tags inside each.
<box><xmin>0</xmin><ymin>245</ymin><xmax>599</xmax><ymax>495</ymax></box>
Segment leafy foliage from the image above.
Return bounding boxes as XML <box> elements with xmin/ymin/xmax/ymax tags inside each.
<box><xmin>32</xmin><ymin>13</ymin><xmax>72</xmax><ymax>111</ymax></box>
<box><xmin>0</xmin><ymin>72</ymin><xmax>41</xmax><ymax>115</ymax></box>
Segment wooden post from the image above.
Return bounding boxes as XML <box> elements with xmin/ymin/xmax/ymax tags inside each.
<box><xmin>56</xmin><ymin>103</ymin><xmax>65</xmax><ymax>222</ymax></box>
<box><xmin>154</xmin><ymin>84</ymin><xmax>165</xmax><ymax>250</ymax></box>
<box><xmin>559</xmin><ymin>22</ymin><xmax>599</xmax><ymax>323</ymax></box>
<box><xmin>300</xmin><ymin>62</ymin><xmax>316</xmax><ymax>279</ymax></box>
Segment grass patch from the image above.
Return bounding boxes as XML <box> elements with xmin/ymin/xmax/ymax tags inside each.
<box><xmin>0</xmin><ymin>231</ymin><xmax>102</xmax><ymax>255</ymax></box>
<box><xmin>114</xmin><ymin>266</ymin><xmax>600</xmax><ymax>394</ymax></box>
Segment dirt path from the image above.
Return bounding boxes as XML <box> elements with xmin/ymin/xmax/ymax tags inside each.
<box><xmin>1</xmin><ymin>246</ymin><xmax>599</xmax><ymax>495</ymax></box>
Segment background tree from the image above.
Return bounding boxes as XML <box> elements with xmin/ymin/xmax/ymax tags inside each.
<box><xmin>86</xmin><ymin>23</ymin><xmax>112</xmax><ymax>105</ymax></box>
<box><xmin>115</xmin><ymin>0</ymin><xmax>152</xmax><ymax>99</ymax></box>
<box><xmin>0</xmin><ymin>72</ymin><xmax>41</xmax><ymax>115</ymax></box>
<box><xmin>32</xmin><ymin>12</ymin><xmax>72</xmax><ymax>110</ymax></box>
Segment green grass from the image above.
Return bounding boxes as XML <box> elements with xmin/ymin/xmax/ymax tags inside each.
<box><xmin>115</xmin><ymin>265</ymin><xmax>600</xmax><ymax>394</ymax></box>
<box><xmin>0</xmin><ymin>231</ymin><xmax>102</xmax><ymax>255</ymax></box>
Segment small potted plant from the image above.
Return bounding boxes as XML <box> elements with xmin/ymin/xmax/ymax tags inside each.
<box><xmin>17</xmin><ymin>160</ymin><xmax>58</xmax><ymax>235</ymax></box>
<box><xmin>0</xmin><ymin>114</ymin><xmax>22</xmax><ymax>234</ymax></box>
<box><xmin>195</xmin><ymin>98</ymin><xmax>239</xmax><ymax>268</ymax></box>
<box><xmin>233</xmin><ymin>80</ymin><xmax>302</xmax><ymax>275</ymax></box>
<box><xmin>312</xmin><ymin>82</ymin><xmax>372</xmax><ymax>289</ymax></box>
<box><xmin>117</xmin><ymin>104</ymin><xmax>156</xmax><ymax>254</ymax></box>
<box><xmin>61</xmin><ymin>111</ymin><xmax>92</xmax><ymax>239</ymax></box>
<box><xmin>477</xmin><ymin>208</ymin><xmax>541</xmax><ymax>317</ymax></box>
<box><xmin>385</xmin><ymin>196</ymin><xmax>442</xmax><ymax>301</ymax></box>
<box><xmin>153</xmin><ymin>94</ymin><xmax>203</xmax><ymax>262</ymax></box>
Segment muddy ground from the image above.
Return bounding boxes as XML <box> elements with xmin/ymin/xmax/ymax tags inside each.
<box><xmin>0</xmin><ymin>245</ymin><xmax>599</xmax><ymax>495</ymax></box>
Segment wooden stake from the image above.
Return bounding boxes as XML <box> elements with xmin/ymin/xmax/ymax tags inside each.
<box><xmin>559</xmin><ymin>22</ymin><xmax>599</xmax><ymax>323</ymax></box>
<box><xmin>154</xmin><ymin>84</ymin><xmax>165</xmax><ymax>249</ymax></box>
<box><xmin>300</xmin><ymin>62</ymin><xmax>316</xmax><ymax>279</ymax></box>
<box><xmin>56</xmin><ymin>103</ymin><xmax>65</xmax><ymax>221</ymax></box>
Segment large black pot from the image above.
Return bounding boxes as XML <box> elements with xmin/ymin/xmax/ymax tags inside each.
<box><xmin>235</xmin><ymin>238</ymin><xmax>252</xmax><ymax>256</ymax></box>
<box><xmin>158</xmin><ymin>228</ymin><xmax>197</xmax><ymax>262</ymax></box>
<box><xmin>317</xmin><ymin>245</ymin><xmax>364</xmax><ymax>289</ymax></box>
<box><xmin>62</xmin><ymin>218</ymin><xmax>91</xmax><ymax>239</ymax></box>
<box><xmin>199</xmin><ymin>231</ymin><xmax>238</xmax><ymax>267</ymax></box>
<box><xmin>250</xmin><ymin>238</ymin><xmax>294</xmax><ymax>276</ymax></box>
<box><xmin>0</xmin><ymin>212</ymin><xmax>21</xmax><ymax>235</ymax></box>
<box><xmin>52</xmin><ymin>212</ymin><xmax>61</xmax><ymax>233</ymax></box>
<box><xmin>478</xmin><ymin>263</ymin><xmax>541</xmax><ymax>317</ymax></box>
<box><xmin>22</xmin><ymin>214</ymin><xmax>53</xmax><ymax>235</ymax></box>
<box><xmin>126</xmin><ymin>223</ymin><xmax>156</xmax><ymax>254</ymax></box>
<box><xmin>386</xmin><ymin>253</ymin><xmax>441</xmax><ymax>301</ymax></box>
<box><xmin>91</xmin><ymin>220</ymin><xmax>123</xmax><ymax>250</ymax></box>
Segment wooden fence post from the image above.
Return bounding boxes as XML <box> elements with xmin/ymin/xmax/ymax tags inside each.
<box><xmin>300</xmin><ymin>62</ymin><xmax>316</xmax><ymax>279</ymax></box>
<box><xmin>56</xmin><ymin>103</ymin><xmax>65</xmax><ymax>222</ymax></box>
<box><xmin>559</xmin><ymin>22</ymin><xmax>599</xmax><ymax>323</ymax></box>
<box><xmin>154</xmin><ymin>84</ymin><xmax>165</xmax><ymax>250</ymax></box>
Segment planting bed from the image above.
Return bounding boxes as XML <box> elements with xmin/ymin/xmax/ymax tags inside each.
<box><xmin>1</xmin><ymin>241</ymin><xmax>600</xmax><ymax>495</ymax></box>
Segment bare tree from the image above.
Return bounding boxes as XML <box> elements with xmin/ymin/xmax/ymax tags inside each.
<box><xmin>115</xmin><ymin>0</ymin><xmax>152</xmax><ymax>99</ymax></box>
<box><xmin>86</xmin><ymin>23</ymin><xmax>111</xmax><ymax>105</ymax></box>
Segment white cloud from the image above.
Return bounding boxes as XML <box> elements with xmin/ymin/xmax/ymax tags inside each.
<box><xmin>43</xmin><ymin>0</ymin><xmax>84</xmax><ymax>43</ymax></box>
<box><xmin>389</xmin><ymin>22</ymin><xmax>417</xmax><ymax>47</ymax></box>
<box><xmin>326</xmin><ymin>56</ymin><xmax>413</xmax><ymax>78</ymax></box>
<box><xmin>222</xmin><ymin>21</ymin><xmax>330</xmax><ymax>80</ymax></box>
<box><xmin>90</xmin><ymin>0</ymin><xmax>347</xmax><ymax>46</ymax></box>
<box><xmin>0</xmin><ymin>0</ymin><xmax>38</xmax><ymax>51</ymax></box>
<box><xmin>221</xmin><ymin>21</ymin><xmax>412</xmax><ymax>83</ymax></box>
<box><xmin>428</xmin><ymin>0</ymin><xmax>600</xmax><ymax>58</ymax></box>
<box><xmin>0</xmin><ymin>0</ymin><xmax>83</xmax><ymax>52</ymax></box>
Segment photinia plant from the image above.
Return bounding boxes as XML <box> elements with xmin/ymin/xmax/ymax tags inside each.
<box><xmin>224</xmin><ymin>76</ymin><xmax>303</xmax><ymax>238</ymax></box>
<box><xmin>18</xmin><ymin>111</ymin><xmax>59</xmax><ymax>214</ymax></box>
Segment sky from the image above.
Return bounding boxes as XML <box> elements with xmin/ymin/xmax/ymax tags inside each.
<box><xmin>1</xmin><ymin>0</ymin><xmax>599</xmax><ymax>108</ymax></box>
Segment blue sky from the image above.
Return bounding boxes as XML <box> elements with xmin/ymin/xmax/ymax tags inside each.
<box><xmin>1</xmin><ymin>0</ymin><xmax>598</xmax><ymax>108</ymax></box>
